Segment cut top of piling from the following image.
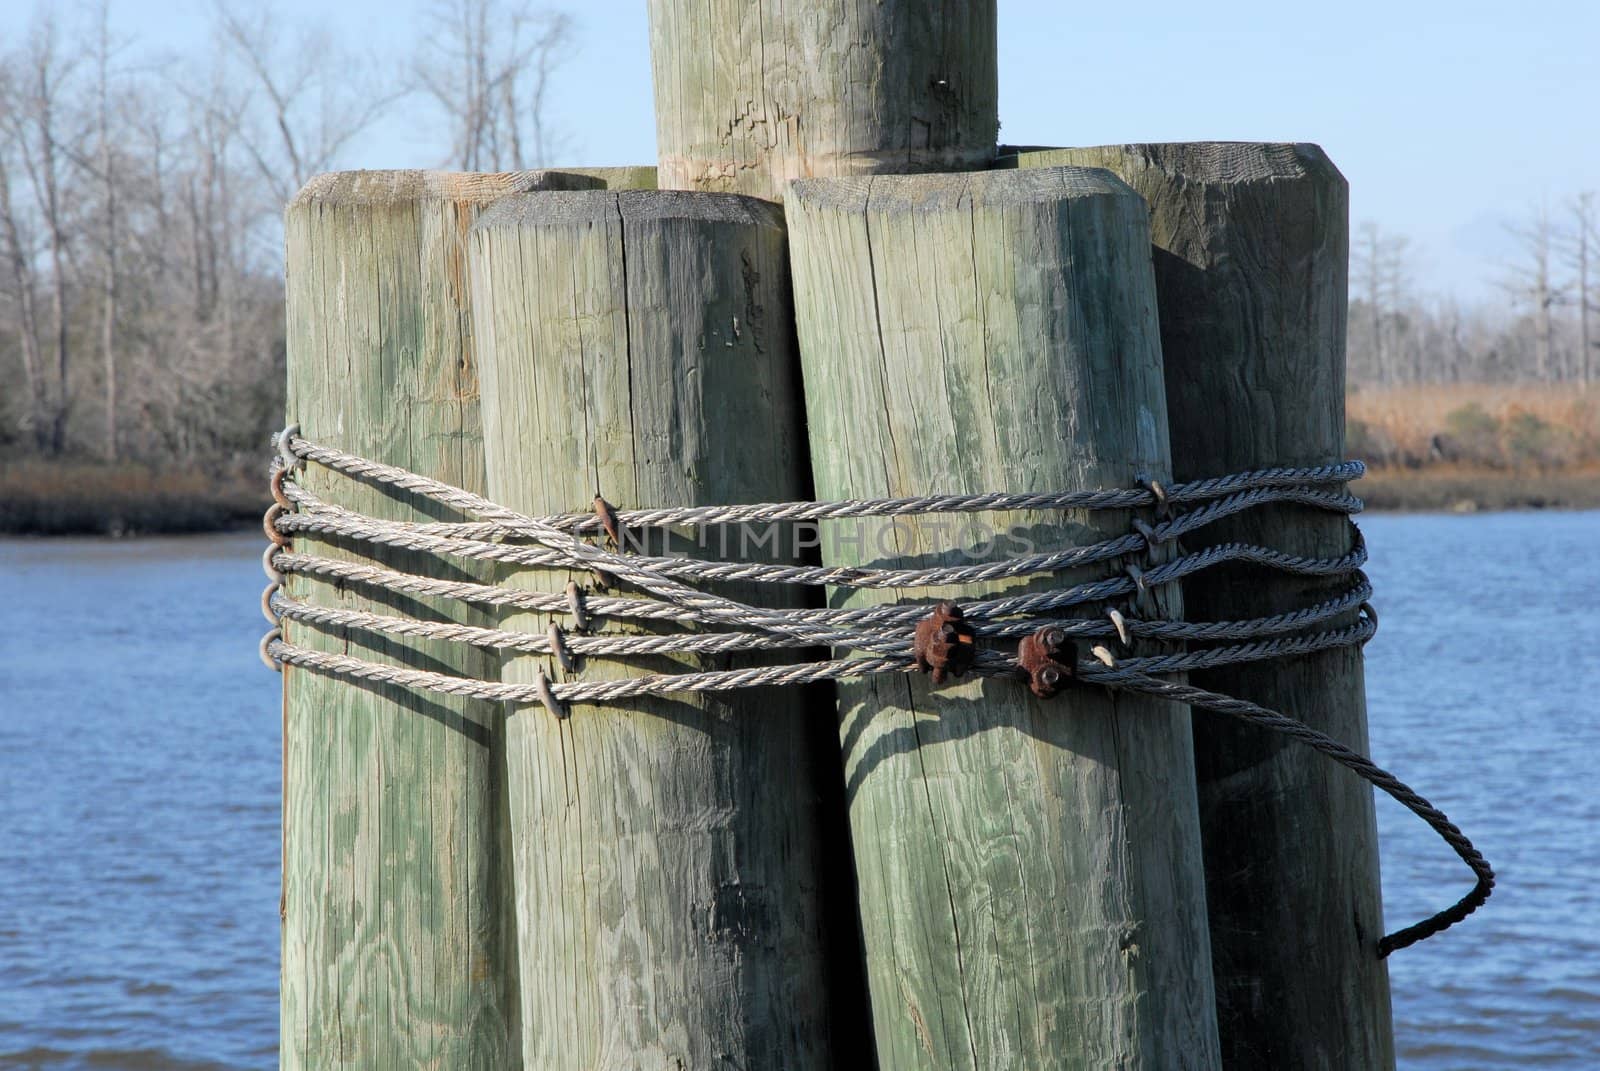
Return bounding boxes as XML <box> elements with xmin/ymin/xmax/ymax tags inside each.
<box><xmin>472</xmin><ymin>188</ymin><xmax>787</xmax><ymax>231</ymax></box>
<box><xmin>290</xmin><ymin>168</ymin><xmax>603</xmax><ymax>207</ymax></box>
<box><xmin>647</xmin><ymin>0</ymin><xmax>1000</xmax><ymax>200</ymax></box>
<box><xmin>789</xmin><ymin>164</ymin><xmax>1143</xmax><ymax>213</ymax></box>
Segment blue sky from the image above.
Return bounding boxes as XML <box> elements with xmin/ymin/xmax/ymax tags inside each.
<box><xmin>16</xmin><ymin>0</ymin><xmax>1600</xmax><ymax>301</ymax></box>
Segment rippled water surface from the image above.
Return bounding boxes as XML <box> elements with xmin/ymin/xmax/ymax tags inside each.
<box><xmin>1</xmin><ymin>514</ymin><xmax>1596</xmax><ymax>1068</ymax></box>
<box><xmin>1</xmin><ymin>535</ymin><xmax>278</xmax><ymax>1071</ymax></box>
<box><xmin>1363</xmin><ymin>511</ymin><xmax>1600</xmax><ymax>1068</ymax></box>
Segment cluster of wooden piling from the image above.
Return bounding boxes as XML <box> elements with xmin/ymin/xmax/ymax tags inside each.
<box><xmin>279</xmin><ymin>3</ymin><xmax>1391</xmax><ymax>1067</ymax></box>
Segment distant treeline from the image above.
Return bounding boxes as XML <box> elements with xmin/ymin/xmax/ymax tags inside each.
<box><xmin>1348</xmin><ymin>211</ymin><xmax>1599</xmax><ymax>387</ymax></box>
<box><xmin>0</xmin><ymin>0</ymin><xmax>569</xmax><ymax>475</ymax></box>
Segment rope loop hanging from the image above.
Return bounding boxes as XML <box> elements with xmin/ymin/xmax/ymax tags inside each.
<box><xmin>258</xmin><ymin>426</ymin><xmax>1492</xmax><ymax>958</ymax></box>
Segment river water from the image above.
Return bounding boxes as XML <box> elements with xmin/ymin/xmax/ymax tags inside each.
<box><xmin>1</xmin><ymin>512</ymin><xmax>1596</xmax><ymax>1069</ymax></box>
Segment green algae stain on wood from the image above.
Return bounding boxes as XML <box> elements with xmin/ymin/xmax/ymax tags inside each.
<box><xmin>468</xmin><ymin>189</ymin><xmax>836</xmax><ymax>1068</ymax></box>
<box><xmin>281</xmin><ymin>168</ymin><xmax>597</xmax><ymax>1071</ymax></box>
<box><xmin>787</xmin><ymin>167</ymin><xmax>1222</xmax><ymax>1070</ymax></box>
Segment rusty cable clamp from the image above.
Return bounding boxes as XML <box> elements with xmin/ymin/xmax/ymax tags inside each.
<box><xmin>1017</xmin><ymin>625</ymin><xmax>1076</xmax><ymax>699</ymax></box>
<box><xmin>912</xmin><ymin>602</ymin><xmax>975</xmax><ymax>684</ymax></box>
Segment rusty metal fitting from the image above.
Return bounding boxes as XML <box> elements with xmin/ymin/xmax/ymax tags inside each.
<box><xmin>1136</xmin><ymin>472</ymin><xmax>1170</xmax><ymax>518</ymax></box>
<box><xmin>263</xmin><ymin>502</ymin><xmax>291</xmax><ymax>547</ymax></box>
<box><xmin>259</xmin><ymin>627</ymin><xmax>283</xmax><ymax>672</ymax></box>
<box><xmin>261</xmin><ymin>581</ymin><xmax>283</xmax><ymax>626</ymax></box>
<box><xmin>565</xmin><ymin>580</ymin><xmax>589</xmax><ymax>631</ymax></box>
<box><xmin>1017</xmin><ymin>625</ymin><xmax>1075</xmax><ymax>699</ymax></box>
<box><xmin>1132</xmin><ymin>516</ymin><xmax>1168</xmax><ymax>561</ymax></box>
<box><xmin>1106</xmin><ymin>607</ymin><xmax>1132</xmax><ymax>647</ymax></box>
<box><xmin>262</xmin><ymin>543</ymin><xmax>285</xmax><ymax>584</ymax></box>
<box><xmin>533</xmin><ymin>665</ymin><xmax>567</xmax><ymax>719</ymax></box>
<box><xmin>593</xmin><ymin>495</ymin><xmax>624</xmax><ymax>548</ymax></box>
<box><xmin>912</xmin><ymin>601</ymin><xmax>975</xmax><ymax>685</ymax></box>
<box><xmin>548</xmin><ymin>622</ymin><xmax>576</xmax><ymax>672</ymax></box>
<box><xmin>275</xmin><ymin>423</ymin><xmax>303</xmax><ymax>471</ymax></box>
<box><xmin>269</xmin><ymin>465</ymin><xmax>293</xmax><ymax>509</ymax></box>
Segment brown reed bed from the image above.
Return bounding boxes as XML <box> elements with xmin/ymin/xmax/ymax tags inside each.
<box><xmin>1347</xmin><ymin>385</ymin><xmax>1600</xmax><ymax>511</ymax></box>
<box><xmin>0</xmin><ymin>459</ymin><xmax>262</xmax><ymax>536</ymax></box>
<box><xmin>6</xmin><ymin>386</ymin><xmax>1599</xmax><ymax>534</ymax></box>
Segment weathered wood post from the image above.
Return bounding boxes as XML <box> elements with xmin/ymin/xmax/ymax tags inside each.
<box><xmin>281</xmin><ymin>168</ymin><xmax>598</xmax><ymax>1069</ymax></box>
<box><xmin>556</xmin><ymin>165</ymin><xmax>658</xmax><ymax>190</ymax></box>
<box><xmin>467</xmin><ymin>190</ymin><xmax>835</xmax><ymax>1066</ymax></box>
<box><xmin>786</xmin><ymin>167</ymin><xmax>1222</xmax><ymax>1069</ymax></box>
<box><xmin>647</xmin><ymin>0</ymin><xmax>998</xmax><ymax>200</ymax></box>
<box><xmin>642</xmin><ymin>0</ymin><xmax>1007</xmax><ymax>1047</ymax></box>
<box><xmin>1006</xmin><ymin>142</ymin><xmax>1394</xmax><ymax>1067</ymax></box>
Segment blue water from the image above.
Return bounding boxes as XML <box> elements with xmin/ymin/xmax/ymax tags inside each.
<box><xmin>0</xmin><ymin>535</ymin><xmax>279</xmax><ymax>1071</ymax></box>
<box><xmin>0</xmin><ymin>514</ymin><xmax>1596</xmax><ymax>1068</ymax></box>
<box><xmin>1363</xmin><ymin>511</ymin><xmax>1600</xmax><ymax>1067</ymax></box>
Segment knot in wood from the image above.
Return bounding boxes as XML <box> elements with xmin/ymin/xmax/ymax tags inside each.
<box><xmin>1017</xmin><ymin>624</ymin><xmax>1075</xmax><ymax>699</ymax></box>
<box><xmin>912</xmin><ymin>601</ymin><xmax>975</xmax><ymax>685</ymax></box>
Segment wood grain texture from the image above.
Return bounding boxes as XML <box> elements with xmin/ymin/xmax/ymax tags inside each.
<box><xmin>468</xmin><ymin>189</ymin><xmax>834</xmax><ymax>1068</ymax></box>
<box><xmin>281</xmin><ymin>168</ymin><xmax>595</xmax><ymax>1070</ymax></box>
<box><xmin>647</xmin><ymin>0</ymin><xmax>998</xmax><ymax>200</ymax></box>
<box><xmin>786</xmin><ymin>168</ymin><xmax>1222</xmax><ymax>1070</ymax></box>
<box><xmin>1009</xmin><ymin>143</ymin><xmax>1394</xmax><ymax>1069</ymax></box>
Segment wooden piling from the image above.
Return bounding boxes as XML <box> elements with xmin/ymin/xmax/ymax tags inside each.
<box><xmin>1007</xmin><ymin>142</ymin><xmax>1394</xmax><ymax>1068</ymax></box>
<box><xmin>467</xmin><ymin>190</ymin><xmax>834</xmax><ymax>1067</ymax></box>
<box><xmin>280</xmin><ymin>168</ymin><xmax>598</xmax><ymax>1070</ymax></box>
<box><xmin>646</xmin><ymin>0</ymin><xmax>998</xmax><ymax>200</ymax></box>
<box><xmin>786</xmin><ymin>167</ymin><xmax>1222</xmax><ymax>1069</ymax></box>
<box><xmin>555</xmin><ymin>164</ymin><xmax>658</xmax><ymax>190</ymax></box>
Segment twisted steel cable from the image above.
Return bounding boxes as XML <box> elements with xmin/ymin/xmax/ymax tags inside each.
<box><xmin>259</xmin><ymin>428</ymin><xmax>1491</xmax><ymax>958</ymax></box>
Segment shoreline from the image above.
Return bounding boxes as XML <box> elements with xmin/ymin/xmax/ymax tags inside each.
<box><xmin>1356</xmin><ymin>468</ymin><xmax>1600</xmax><ymax>513</ymax></box>
<box><xmin>4</xmin><ymin>463</ymin><xmax>1597</xmax><ymax>537</ymax></box>
<box><xmin>0</xmin><ymin>462</ymin><xmax>261</xmax><ymax>538</ymax></box>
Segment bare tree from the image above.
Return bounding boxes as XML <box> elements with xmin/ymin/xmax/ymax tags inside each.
<box><xmin>2</xmin><ymin>11</ymin><xmax>81</xmax><ymax>455</ymax></box>
<box><xmin>87</xmin><ymin>0</ymin><xmax>121</xmax><ymax>459</ymax></box>
<box><xmin>1351</xmin><ymin>222</ymin><xmax>1385</xmax><ymax>382</ymax></box>
<box><xmin>1502</xmin><ymin>203</ymin><xmax>1567</xmax><ymax>382</ymax></box>
<box><xmin>1350</xmin><ymin>222</ymin><xmax>1412</xmax><ymax>383</ymax></box>
<box><xmin>0</xmin><ymin>110</ymin><xmax>47</xmax><ymax>449</ymax></box>
<box><xmin>211</xmin><ymin>2</ymin><xmax>402</xmax><ymax>205</ymax></box>
<box><xmin>1564</xmin><ymin>192</ymin><xmax>1598</xmax><ymax>389</ymax></box>
<box><xmin>0</xmin><ymin>0</ymin><xmax>412</xmax><ymax>469</ymax></box>
<box><xmin>1384</xmin><ymin>234</ymin><xmax>1414</xmax><ymax>380</ymax></box>
<box><xmin>414</xmin><ymin>0</ymin><xmax>572</xmax><ymax>171</ymax></box>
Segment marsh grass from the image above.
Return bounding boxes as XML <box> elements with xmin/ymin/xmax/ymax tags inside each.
<box><xmin>0</xmin><ymin>460</ymin><xmax>261</xmax><ymax>535</ymax></box>
<box><xmin>1348</xmin><ymin>384</ymin><xmax>1600</xmax><ymax>468</ymax></box>
<box><xmin>6</xmin><ymin>385</ymin><xmax>1599</xmax><ymax>532</ymax></box>
<box><xmin>1347</xmin><ymin>385</ymin><xmax>1600</xmax><ymax>510</ymax></box>
<box><xmin>1358</xmin><ymin>465</ymin><xmax>1600</xmax><ymax>511</ymax></box>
